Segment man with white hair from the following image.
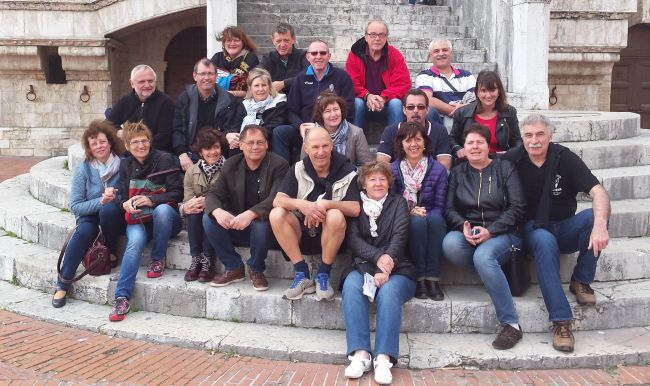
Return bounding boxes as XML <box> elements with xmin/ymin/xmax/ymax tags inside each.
<box><xmin>415</xmin><ymin>38</ymin><xmax>476</xmax><ymax>130</ymax></box>
<box><xmin>108</xmin><ymin>64</ymin><xmax>175</xmax><ymax>153</ymax></box>
<box><xmin>505</xmin><ymin>113</ymin><xmax>611</xmax><ymax>354</ymax></box>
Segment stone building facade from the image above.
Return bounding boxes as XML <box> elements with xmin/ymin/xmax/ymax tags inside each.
<box><xmin>0</xmin><ymin>0</ymin><xmax>647</xmax><ymax>156</ymax></box>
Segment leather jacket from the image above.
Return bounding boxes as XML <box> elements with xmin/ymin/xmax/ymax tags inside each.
<box><xmin>444</xmin><ymin>158</ymin><xmax>526</xmax><ymax>236</ymax></box>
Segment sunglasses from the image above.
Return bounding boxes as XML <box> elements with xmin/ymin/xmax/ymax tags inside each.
<box><xmin>308</xmin><ymin>51</ymin><xmax>329</xmax><ymax>56</ymax></box>
<box><xmin>405</xmin><ymin>104</ymin><xmax>427</xmax><ymax>111</ymax></box>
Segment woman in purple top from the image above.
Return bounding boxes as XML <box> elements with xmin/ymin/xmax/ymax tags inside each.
<box><xmin>390</xmin><ymin>121</ymin><xmax>448</xmax><ymax>301</ymax></box>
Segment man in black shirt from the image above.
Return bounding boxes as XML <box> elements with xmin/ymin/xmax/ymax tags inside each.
<box><xmin>107</xmin><ymin>64</ymin><xmax>174</xmax><ymax>153</ymax></box>
<box><xmin>270</xmin><ymin>127</ymin><xmax>360</xmax><ymax>301</ymax></box>
<box><xmin>172</xmin><ymin>58</ymin><xmax>246</xmax><ymax>171</ymax></box>
<box><xmin>203</xmin><ymin>125</ymin><xmax>289</xmax><ymax>291</ymax></box>
<box><xmin>259</xmin><ymin>22</ymin><xmax>309</xmax><ymax>94</ymax></box>
<box><xmin>509</xmin><ymin>113</ymin><xmax>610</xmax><ymax>353</ymax></box>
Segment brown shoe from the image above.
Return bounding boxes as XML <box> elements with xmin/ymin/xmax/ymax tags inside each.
<box><xmin>249</xmin><ymin>269</ymin><xmax>269</xmax><ymax>291</ymax></box>
<box><xmin>184</xmin><ymin>255</ymin><xmax>202</xmax><ymax>282</ymax></box>
<box><xmin>569</xmin><ymin>279</ymin><xmax>596</xmax><ymax>306</ymax></box>
<box><xmin>552</xmin><ymin>320</ymin><xmax>575</xmax><ymax>353</ymax></box>
<box><xmin>492</xmin><ymin>324</ymin><xmax>523</xmax><ymax>350</ymax></box>
<box><xmin>209</xmin><ymin>265</ymin><xmax>245</xmax><ymax>287</ymax></box>
<box><xmin>197</xmin><ymin>254</ymin><xmax>214</xmax><ymax>283</ymax></box>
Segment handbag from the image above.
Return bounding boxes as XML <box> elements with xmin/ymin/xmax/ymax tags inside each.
<box><xmin>501</xmin><ymin>237</ymin><xmax>531</xmax><ymax>296</ymax></box>
<box><xmin>57</xmin><ymin>226</ymin><xmax>111</xmax><ymax>284</ymax></box>
<box><xmin>125</xmin><ymin>168</ymin><xmax>178</xmax><ymax>225</ymax></box>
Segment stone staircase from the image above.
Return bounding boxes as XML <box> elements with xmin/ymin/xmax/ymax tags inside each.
<box><xmin>1</xmin><ymin>110</ymin><xmax>650</xmax><ymax>369</ymax></box>
<box><xmin>237</xmin><ymin>0</ymin><xmax>494</xmax><ymax>79</ymax></box>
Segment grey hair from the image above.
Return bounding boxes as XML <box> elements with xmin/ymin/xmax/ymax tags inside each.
<box><xmin>428</xmin><ymin>37</ymin><xmax>453</xmax><ymax>52</ymax></box>
<box><xmin>521</xmin><ymin>113</ymin><xmax>556</xmax><ymax>133</ymax></box>
<box><xmin>365</xmin><ymin>20</ymin><xmax>389</xmax><ymax>36</ymax></box>
<box><xmin>130</xmin><ymin>64</ymin><xmax>157</xmax><ymax>81</ymax></box>
<box><xmin>273</xmin><ymin>22</ymin><xmax>295</xmax><ymax>37</ymax></box>
<box><xmin>308</xmin><ymin>39</ymin><xmax>330</xmax><ymax>51</ymax></box>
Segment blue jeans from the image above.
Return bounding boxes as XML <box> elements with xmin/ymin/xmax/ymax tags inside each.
<box><xmin>426</xmin><ymin>108</ymin><xmax>444</xmax><ymax>125</ymax></box>
<box><xmin>442</xmin><ymin>231</ymin><xmax>521</xmax><ymax>324</ymax></box>
<box><xmin>408</xmin><ymin>212</ymin><xmax>446</xmax><ymax>279</ymax></box>
<box><xmin>524</xmin><ymin>209</ymin><xmax>598</xmax><ymax>322</ymax></box>
<box><xmin>203</xmin><ymin>214</ymin><xmax>274</xmax><ymax>273</ymax></box>
<box><xmin>114</xmin><ymin>204</ymin><xmax>182</xmax><ymax>299</ymax></box>
<box><xmin>353</xmin><ymin>98</ymin><xmax>403</xmax><ymax>128</ymax></box>
<box><xmin>271</xmin><ymin>124</ymin><xmax>301</xmax><ymax>162</ymax></box>
<box><xmin>342</xmin><ymin>270</ymin><xmax>415</xmax><ymax>362</ymax></box>
<box><xmin>57</xmin><ymin>201</ymin><xmax>125</xmax><ymax>290</ymax></box>
<box><xmin>186</xmin><ymin>213</ymin><xmax>215</xmax><ymax>257</ymax></box>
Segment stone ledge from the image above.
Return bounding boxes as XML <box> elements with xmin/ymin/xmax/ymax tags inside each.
<box><xmin>2</xmin><ymin>232</ymin><xmax>650</xmax><ymax>334</ymax></box>
<box><xmin>1</xmin><ymin>280</ymin><xmax>649</xmax><ymax>370</ymax></box>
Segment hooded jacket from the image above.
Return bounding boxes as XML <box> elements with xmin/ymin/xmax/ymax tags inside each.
<box><xmin>345</xmin><ymin>37</ymin><xmax>411</xmax><ymax>101</ymax></box>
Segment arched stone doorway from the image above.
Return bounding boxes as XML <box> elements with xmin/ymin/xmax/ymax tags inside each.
<box><xmin>611</xmin><ymin>24</ymin><xmax>650</xmax><ymax>128</ymax></box>
<box><xmin>164</xmin><ymin>27</ymin><xmax>207</xmax><ymax>102</ymax></box>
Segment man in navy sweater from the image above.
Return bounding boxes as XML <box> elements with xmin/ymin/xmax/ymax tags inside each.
<box><xmin>271</xmin><ymin>40</ymin><xmax>355</xmax><ymax>162</ymax></box>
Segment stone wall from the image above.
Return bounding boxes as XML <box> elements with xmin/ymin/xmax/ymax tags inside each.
<box><xmin>630</xmin><ymin>0</ymin><xmax>650</xmax><ymax>26</ymax></box>
<box><xmin>548</xmin><ymin>0</ymin><xmax>637</xmax><ymax>111</ymax></box>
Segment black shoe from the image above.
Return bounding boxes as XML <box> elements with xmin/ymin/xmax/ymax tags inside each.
<box><xmin>426</xmin><ymin>280</ymin><xmax>444</xmax><ymax>301</ymax></box>
<box><xmin>492</xmin><ymin>324</ymin><xmax>523</xmax><ymax>350</ymax></box>
<box><xmin>52</xmin><ymin>289</ymin><xmax>67</xmax><ymax>308</ymax></box>
<box><xmin>415</xmin><ymin>280</ymin><xmax>428</xmax><ymax>299</ymax></box>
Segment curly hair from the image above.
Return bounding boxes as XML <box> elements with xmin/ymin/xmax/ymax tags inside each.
<box><xmin>358</xmin><ymin>160</ymin><xmax>394</xmax><ymax>190</ymax></box>
<box><xmin>82</xmin><ymin>120</ymin><xmax>121</xmax><ymax>161</ymax></box>
<box><xmin>216</xmin><ymin>26</ymin><xmax>258</xmax><ymax>53</ymax></box>
<box><xmin>190</xmin><ymin>127</ymin><xmax>229</xmax><ymax>156</ymax></box>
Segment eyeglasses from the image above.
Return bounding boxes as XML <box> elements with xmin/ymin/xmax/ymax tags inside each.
<box><xmin>195</xmin><ymin>72</ymin><xmax>216</xmax><ymax>77</ymax></box>
<box><xmin>129</xmin><ymin>139</ymin><xmax>150</xmax><ymax>146</ymax></box>
<box><xmin>308</xmin><ymin>51</ymin><xmax>329</xmax><ymax>57</ymax></box>
<box><xmin>405</xmin><ymin>104</ymin><xmax>427</xmax><ymax>111</ymax></box>
<box><xmin>366</xmin><ymin>32</ymin><xmax>388</xmax><ymax>39</ymax></box>
<box><xmin>242</xmin><ymin>140</ymin><xmax>267</xmax><ymax>147</ymax></box>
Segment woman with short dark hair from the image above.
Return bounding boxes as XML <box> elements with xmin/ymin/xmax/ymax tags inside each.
<box><xmin>443</xmin><ymin>123</ymin><xmax>526</xmax><ymax>350</ymax></box>
<box><xmin>181</xmin><ymin>128</ymin><xmax>228</xmax><ymax>282</ymax></box>
<box><xmin>53</xmin><ymin>120</ymin><xmax>125</xmax><ymax>308</ymax></box>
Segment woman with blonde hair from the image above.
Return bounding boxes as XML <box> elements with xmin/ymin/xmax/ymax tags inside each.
<box><xmin>240</xmin><ymin>67</ymin><xmax>287</xmax><ymax>138</ymax></box>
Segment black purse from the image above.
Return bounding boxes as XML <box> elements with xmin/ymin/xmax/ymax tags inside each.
<box><xmin>501</xmin><ymin>237</ymin><xmax>530</xmax><ymax>297</ymax></box>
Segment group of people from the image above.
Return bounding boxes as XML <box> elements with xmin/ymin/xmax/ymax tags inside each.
<box><xmin>53</xmin><ymin>19</ymin><xmax>611</xmax><ymax>385</ymax></box>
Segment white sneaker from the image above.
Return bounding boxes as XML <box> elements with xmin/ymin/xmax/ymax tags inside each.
<box><xmin>374</xmin><ymin>358</ymin><xmax>393</xmax><ymax>385</ymax></box>
<box><xmin>344</xmin><ymin>355</ymin><xmax>372</xmax><ymax>378</ymax></box>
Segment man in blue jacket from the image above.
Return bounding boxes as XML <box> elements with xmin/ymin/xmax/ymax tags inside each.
<box><xmin>271</xmin><ymin>40</ymin><xmax>355</xmax><ymax>163</ymax></box>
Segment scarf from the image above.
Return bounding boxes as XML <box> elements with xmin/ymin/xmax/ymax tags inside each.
<box><xmin>241</xmin><ymin>96</ymin><xmax>274</xmax><ymax>131</ymax></box>
<box><xmin>360</xmin><ymin>191</ymin><xmax>387</xmax><ymax>237</ymax></box>
<box><xmin>302</xmin><ymin>151</ymin><xmax>353</xmax><ymax>200</ymax></box>
<box><xmin>400</xmin><ymin>157</ymin><xmax>428</xmax><ymax>209</ymax></box>
<box><xmin>198</xmin><ymin>156</ymin><xmax>225</xmax><ymax>185</ymax></box>
<box><xmin>90</xmin><ymin>152</ymin><xmax>120</xmax><ymax>186</ymax></box>
<box><xmin>330</xmin><ymin>120</ymin><xmax>349</xmax><ymax>156</ymax></box>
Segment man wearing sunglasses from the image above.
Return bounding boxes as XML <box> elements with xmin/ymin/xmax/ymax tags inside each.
<box><xmin>272</xmin><ymin>40</ymin><xmax>355</xmax><ymax>163</ymax></box>
<box><xmin>345</xmin><ymin>20</ymin><xmax>410</xmax><ymax>129</ymax></box>
<box><xmin>376</xmin><ymin>89</ymin><xmax>452</xmax><ymax>170</ymax></box>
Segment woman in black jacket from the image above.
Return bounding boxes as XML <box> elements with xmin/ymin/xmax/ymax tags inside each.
<box><xmin>342</xmin><ymin>161</ymin><xmax>415</xmax><ymax>385</ymax></box>
<box><xmin>443</xmin><ymin>123</ymin><xmax>526</xmax><ymax>350</ymax></box>
<box><xmin>450</xmin><ymin>70</ymin><xmax>522</xmax><ymax>160</ymax></box>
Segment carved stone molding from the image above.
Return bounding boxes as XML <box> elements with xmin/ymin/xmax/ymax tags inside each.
<box><xmin>0</xmin><ymin>0</ymin><xmax>119</xmax><ymax>12</ymax></box>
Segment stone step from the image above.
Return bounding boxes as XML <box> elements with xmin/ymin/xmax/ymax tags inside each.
<box><xmin>593</xmin><ymin>164</ymin><xmax>650</xmax><ymax>201</ymax></box>
<box><xmin>3</xmin><ymin>281</ymin><xmax>649</xmax><ymax>370</ymax></box>
<box><xmin>578</xmin><ymin>198</ymin><xmax>650</xmax><ymax>238</ymax></box>
<box><xmin>2</xmin><ymin>232</ymin><xmax>649</xmax><ymax>334</ymax></box>
<box><xmin>523</xmin><ymin>111</ymin><xmax>641</xmax><ymax>142</ymax></box>
<box><xmin>562</xmin><ymin>129</ymin><xmax>650</xmax><ymax>170</ymax></box>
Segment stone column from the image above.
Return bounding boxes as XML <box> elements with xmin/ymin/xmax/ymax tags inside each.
<box><xmin>509</xmin><ymin>0</ymin><xmax>551</xmax><ymax>110</ymax></box>
<box><xmin>206</xmin><ymin>0</ymin><xmax>237</xmax><ymax>58</ymax></box>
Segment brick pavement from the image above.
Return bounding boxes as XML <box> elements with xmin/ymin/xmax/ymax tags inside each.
<box><xmin>1</xmin><ymin>311</ymin><xmax>650</xmax><ymax>385</ymax></box>
<box><xmin>0</xmin><ymin>156</ymin><xmax>48</xmax><ymax>183</ymax></box>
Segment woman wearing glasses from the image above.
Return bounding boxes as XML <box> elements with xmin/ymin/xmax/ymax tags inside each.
<box><xmin>450</xmin><ymin>70</ymin><xmax>522</xmax><ymax>160</ymax></box>
<box><xmin>211</xmin><ymin>26</ymin><xmax>259</xmax><ymax>98</ymax></box>
<box><xmin>109</xmin><ymin>121</ymin><xmax>183</xmax><ymax>322</ymax></box>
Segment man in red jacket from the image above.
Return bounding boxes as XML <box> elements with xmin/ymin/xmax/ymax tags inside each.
<box><xmin>345</xmin><ymin>20</ymin><xmax>411</xmax><ymax>128</ymax></box>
